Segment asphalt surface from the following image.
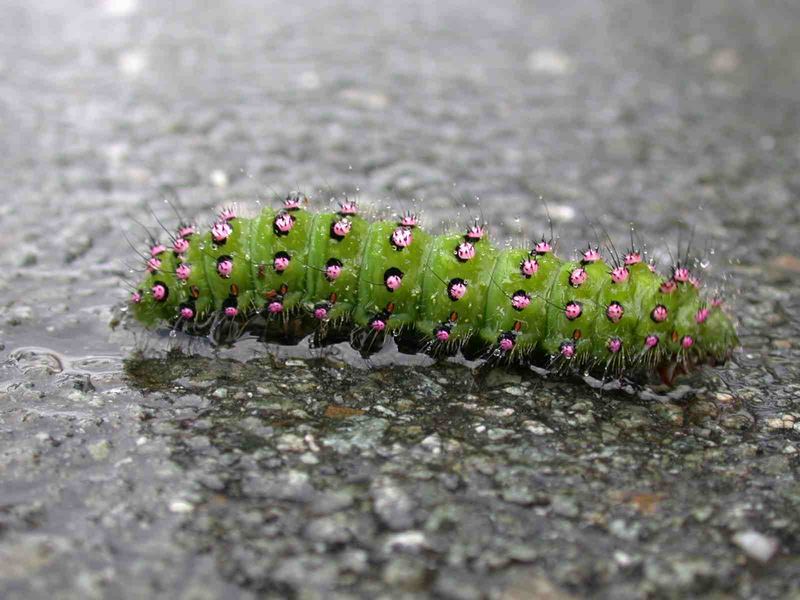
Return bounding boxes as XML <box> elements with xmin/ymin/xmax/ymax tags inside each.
<box><xmin>1</xmin><ymin>1</ymin><xmax>800</xmax><ymax>598</ymax></box>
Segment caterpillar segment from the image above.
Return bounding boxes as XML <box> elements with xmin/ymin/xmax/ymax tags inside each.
<box><xmin>129</xmin><ymin>193</ymin><xmax>738</xmax><ymax>384</ymax></box>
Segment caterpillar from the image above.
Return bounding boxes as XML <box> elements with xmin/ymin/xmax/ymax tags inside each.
<box><xmin>126</xmin><ymin>192</ymin><xmax>738</xmax><ymax>386</ymax></box>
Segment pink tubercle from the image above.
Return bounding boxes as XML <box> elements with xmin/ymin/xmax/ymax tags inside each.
<box><xmin>219</xmin><ymin>207</ymin><xmax>237</xmax><ymax>221</ymax></box>
<box><xmin>520</xmin><ymin>258</ymin><xmax>539</xmax><ymax>278</ymax></box>
<box><xmin>176</xmin><ymin>263</ymin><xmax>192</xmax><ymax>280</ymax></box>
<box><xmin>325</xmin><ymin>264</ymin><xmax>343</xmax><ymax>281</ymax></box>
<box><xmin>178</xmin><ymin>225</ymin><xmax>196</xmax><ymax>238</ymax></box>
<box><xmin>283</xmin><ymin>195</ymin><xmax>304</xmax><ymax>211</ymax></box>
<box><xmin>607</xmin><ymin>337</ymin><xmax>623</xmax><ymax>353</ymax></box>
<box><xmin>267</xmin><ymin>301</ymin><xmax>283</xmax><ymax>314</ymax></box>
<box><xmin>150</xmin><ymin>244</ymin><xmax>167</xmax><ymax>257</ymax></box>
<box><xmin>371</xmin><ymin>319</ymin><xmax>386</xmax><ymax>332</ymax></box>
<box><xmin>173</xmin><ymin>238</ymin><xmax>190</xmax><ymax>254</ymax></box>
<box><xmin>456</xmin><ymin>242</ymin><xmax>476</xmax><ymax>261</ymax></box>
<box><xmin>499</xmin><ymin>337</ymin><xmax>514</xmax><ymax>352</ymax></box>
<box><xmin>314</xmin><ymin>307</ymin><xmax>328</xmax><ymax>320</ymax></box>
<box><xmin>534</xmin><ymin>240</ymin><xmax>552</xmax><ymax>254</ymax></box>
<box><xmin>151</xmin><ymin>283</ymin><xmax>167</xmax><ymax>302</ymax></box>
<box><xmin>660</xmin><ymin>280</ymin><xmax>677</xmax><ymax>294</ymax></box>
<box><xmin>338</xmin><ymin>200</ymin><xmax>358</xmax><ymax>215</ymax></box>
<box><xmin>435</xmin><ymin>329</ymin><xmax>451</xmax><ymax>342</ymax></box>
<box><xmin>606</xmin><ymin>302</ymin><xmax>624</xmax><ymax>323</ymax></box>
<box><xmin>274</xmin><ymin>256</ymin><xmax>290</xmax><ymax>272</ymax></box>
<box><xmin>391</xmin><ymin>227</ymin><xmax>413</xmax><ymax>248</ymax></box>
<box><xmin>511</xmin><ymin>292</ymin><xmax>531</xmax><ymax>311</ymax></box>
<box><xmin>224</xmin><ymin>306</ymin><xmax>239</xmax><ymax>317</ymax></box>
<box><xmin>569</xmin><ymin>267</ymin><xmax>588</xmax><ymax>287</ymax></box>
<box><xmin>217</xmin><ymin>259</ymin><xmax>234</xmax><ymax>278</ymax></box>
<box><xmin>651</xmin><ymin>304</ymin><xmax>668</xmax><ymax>323</ymax></box>
<box><xmin>131</xmin><ymin>291</ymin><xmax>142</xmax><ymax>304</ymax></box>
<box><xmin>564</xmin><ymin>301</ymin><xmax>582</xmax><ymax>320</ymax></box>
<box><xmin>399</xmin><ymin>211</ymin><xmax>419</xmax><ymax>228</ymax></box>
<box><xmin>695</xmin><ymin>307</ymin><xmax>710</xmax><ymax>324</ymax></box>
<box><xmin>582</xmin><ymin>247</ymin><xmax>601</xmax><ymax>263</ymax></box>
<box><xmin>624</xmin><ymin>252</ymin><xmax>642</xmax><ymax>266</ymax></box>
<box><xmin>385</xmin><ymin>274</ymin><xmax>403</xmax><ymax>291</ymax></box>
<box><xmin>146</xmin><ymin>257</ymin><xmax>162</xmax><ymax>273</ymax></box>
<box><xmin>274</xmin><ymin>213</ymin><xmax>295</xmax><ymax>233</ymax></box>
<box><xmin>689</xmin><ymin>276</ymin><xmax>701</xmax><ymax>289</ymax></box>
<box><xmin>711</xmin><ymin>297</ymin><xmax>724</xmax><ymax>307</ymax></box>
<box><xmin>681</xmin><ymin>335</ymin><xmax>694</xmax><ymax>349</ymax></box>
<box><xmin>610</xmin><ymin>266</ymin><xmax>629</xmax><ymax>284</ymax></box>
<box><xmin>211</xmin><ymin>221</ymin><xmax>232</xmax><ymax>242</ymax></box>
<box><xmin>466</xmin><ymin>224</ymin><xmax>486</xmax><ymax>240</ymax></box>
<box><xmin>448</xmin><ymin>281</ymin><xmax>468</xmax><ymax>301</ymax></box>
<box><xmin>180</xmin><ymin>307</ymin><xmax>194</xmax><ymax>320</ymax></box>
<box><xmin>644</xmin><ymin>334</ymin><xmax>659</xmax><ymax>349</ymax></box>
<box><xmin>560</xmin><ymin>342</ymin><xmax>575</xmax><ymax>358</ymax></box>
<box><xmin>332</xmin><ymin>219</ymin><xmax>352</xmax><ymax>238</ymax></box>
<box><xmin>673</xmin><ymin>267</ymin><xmax>690</xmax><ymax>283</ymax></box>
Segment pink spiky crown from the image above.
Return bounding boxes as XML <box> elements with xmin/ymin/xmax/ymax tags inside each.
<box><xmin>673</xmin><ymin>266</ymin><xmax>691</xmax><ymax>283</ymax></box>
<box><xmin>177</xmin><ymin>225</ymin><xmax>196</xmax><ymax>238</ymax></box>
<box><xmin>211</xmin><ymin>221</ymin><xmax>232</xmax><ymax>242</ymax></box>
<box><xmin>398</xmin><ymin>211</ymin><xmax>419</xmax><ymax>228</ymax></box>
<box><xmin>581</xmin><ymin>246</ymin><xmax>601</xmax><ymax>263</ymax></box>
<box><xmin>624</xmin><ymin>251</ymin><xmax>642</xmax><ymax>266</ymax></box>
<box><xmin>466</xmin><ymin>223</ymin><xmax>486</xmax><ymax>240</ymax></box>
<box><xmin>219</xmin><ymin>206</ymin><xmax>237</xmax><ymax>221</ymax></box>
<box><xmin>339</xmin><ymin>200</ymin><xmax>358</xmax><ymax>215</ymax></box>
<box><xmin>283</xmin><ymin>192</ymin><xmax>306</xmax><ymax>211</ymax></box>
<box><xmin>533</xmin><ymin>239</ymin><xmax>552</xmax><ymax>254</ymax></box>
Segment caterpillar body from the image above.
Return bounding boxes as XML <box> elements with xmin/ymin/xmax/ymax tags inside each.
<box><xmin>128</xmin><ymin>193</ymin><xmax>738</xmax><ymax>385</ymax></box>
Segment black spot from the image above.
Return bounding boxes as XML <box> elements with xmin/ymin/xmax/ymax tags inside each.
<box><xmin>565</xmin><ymin>301</ymin><xmax>582</xmax><ymax>320</ymax></box>
<box><xmin>216</xmin><ymin>255</ymin><xmax>233</xmax><ymax>278</ymax></box>
<box><xmin>273</xmin><ymin>212</ymin><xmax>294</xmax><ymax>236</ymax></box>
<box><xmin>153</xmin><ymin>281</ymin><xmax>169</xmax><ymax>302</ymax></box>
<box><xmin>325</xmin><ymin>258</ymin><xmax>343</xmax><ymax>281</ymax></box>
<box><xmin>274</xmin><ymin>251</ymin><xmax>291</xmax><ymax>271</ymax></box>
<box><xmin>329</xmin><ymin>219</ymin><xmax>350</xmax><ymax>241</ymax></box>
<box><xmin>223</xmin><ymin>295</ymin><xmax>238</xmax><ymax>311</ymax></box>
<box><xmin>447</xmin><ymin>278</ymin><xmax>467</xmax><ymax>301</ymax></box>
<box><xmin>383</xmin><ymin>267</ymin><xmax>404</xmax><ymax>292</ymax></box>
<box><xmin>651</xmin><ymin>304</ymin><xmax>668</xmax><ymax>322</ymax></box>
<box><xmin>511</xmin><ymin>290</ymin><xmax>530</xmax><ymax>311</ymax></box>
<box><xmin>178</xmin><ymin>302</ymin><xmax>196</xmax><ymax>321</ymax></box>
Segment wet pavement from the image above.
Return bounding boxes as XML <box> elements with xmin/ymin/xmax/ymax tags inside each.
<box><xmin>1</xmin><ymin>0</ymin><xmax>800</xmax><ymax>598</ymax></box>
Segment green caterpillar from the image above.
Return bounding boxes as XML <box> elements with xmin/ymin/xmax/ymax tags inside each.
<box><xmin>128</xmin><ymin>192</ymin><xmax>738</xmax><ymax>385</ymax></box>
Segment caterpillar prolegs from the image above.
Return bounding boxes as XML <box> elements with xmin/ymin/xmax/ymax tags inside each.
<box><xmin>128</xmin><ymin>192</ymin><xmax>738</xmax><ymax>385</ymax></box>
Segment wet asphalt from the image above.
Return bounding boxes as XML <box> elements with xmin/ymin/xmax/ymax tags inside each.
<box><xmin>1</xmin><ymin>0</ymin><xmax>800</xmax><ymax>598</ymax></box>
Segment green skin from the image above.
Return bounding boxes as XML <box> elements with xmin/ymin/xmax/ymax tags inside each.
<box><xmin>131</xmin><ymin>205</ymin><xmax>738</xmax><ymax>379</ymax></box>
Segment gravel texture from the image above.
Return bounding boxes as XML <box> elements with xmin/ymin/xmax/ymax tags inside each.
<box><xmin>1</xmin><ymin>0</ymin><xmax>800</xmax><ymax>598</ymax></box>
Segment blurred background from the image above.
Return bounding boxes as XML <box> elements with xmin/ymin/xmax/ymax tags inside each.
<box><xmin>1</xmin><ymin>1</ymin><xmax>799</xmax><ymax>598</ymax></box>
